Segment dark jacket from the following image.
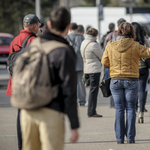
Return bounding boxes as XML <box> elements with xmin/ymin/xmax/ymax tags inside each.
<box><xmin>100</xmin><ymin>31</ymin><xmax>111</xmax><ymax>49</ymax></box>
<box><xmin>66</xmin><ymin>32</ymin><xmax>84</xmax><ymax>71</ymax></box>
<box><xmin>40</xmin><ymin>30</ymin><xmax>79</xmax><ymax>129</ymax></box>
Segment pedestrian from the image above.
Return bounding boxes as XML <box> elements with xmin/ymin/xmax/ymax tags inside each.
<box><xmin>131</xmin><ymin>22</ymin><xmax>149</xmax><ymax>123</ymax></box>
<box><xmin>20</xmin><ymin>7</ymin><xmax>79</xmax><ymax>150</ymax></box>
<box><xmin>80</xmin><ymin>28</ymin><xmax>103</xmax><ymax>117</ymax></box>
<box><xmin>101</xmin><ymin>22</ymin><xmax>150</xmax><ymax>144</ymax></box>
<box><xmin>6</xmin><ymin>14</ymin><xmax>40</xmax><ymax>150</ymax></box>
<box><xmin>141</xmin><ymin>25</ymin><xmax>150</xmax><ymax>112</ymax></box>
<box><xmin>66</xmin><ymin>22</ymin><xmax>86</xmax><ymax>106</ymax></box>
<box><xmin>100</xmin><ymin>22</ymin><xmax>115</xmax><ymax>50</ymax></box>
<box><xmin>103</xmin><ymin>18</ymin><xmax>126</xmax><ymax>109</ymax></box>
<box><xmin>77</xmin><ymin>24</ymin><xmax>85</xmax><ymax>35</ymax></box>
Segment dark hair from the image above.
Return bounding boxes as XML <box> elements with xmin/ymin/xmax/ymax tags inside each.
<box><xmin>86</xmin><ymin>28</ymin><xmax>98</xmax><ymax>37</ymax></box>
<box><xmin>131</xmin><ymin>22</ymin><xmax>145</xmax><ymax>45</ymax></box>
<box><xmin>117</xmin><ymin>18</ymin><xmax>126</xmax><ymax>26</ymax></box>
<box><xmin>49</xmin><ymin>7</ymin><xmax>71</xmax><ymax>32</ymax></box>
<box><xmin>117</xmin><ymin>22</ymin><xmax>135</xmax><ymax>39</ymax></box>
<box><xmin>77</xmin><ymin>25</ymin><xmax>84</xmax><ymax>33</ymax></box>
<box><xmin>70</xmin><ymin>22</ymin><xmax>78</xmax><ymax>30</ymax></box>
<box><xmin>86</xmin><ymin>25</ymin><xmax>92</xmax><ymax>32</ymax></box>
<box><xmin>109</xmin><ymin>23</ymin><xmax>115</xmax><ymax>31</ymax></box>
<box><xmin>141</xmin><ymin>25</ymin><xmax>147</xmax><ymax>37</ymax></box>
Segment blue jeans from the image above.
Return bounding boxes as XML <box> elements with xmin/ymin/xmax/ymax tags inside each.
<box><xmin>110</xmin><ymin>80</ymin><xmax>138</xmax><ymax>142</ymax></box>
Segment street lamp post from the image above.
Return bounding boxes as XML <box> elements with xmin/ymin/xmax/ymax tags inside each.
<box><xmin>122</xmin><ymin>0</ymin><xmax>133</xmax><ymax>23</ymax></box>
<box><xmin>96</xmin><ymin>0</ymin><xmax>101</xmax><ymax>42</ymax></box>
<box><xmin>36</xmin><ymin>0</ymin><xmax>41</xmax><ymax>19</ymax></box>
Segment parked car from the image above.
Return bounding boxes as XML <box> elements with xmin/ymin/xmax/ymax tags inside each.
<box><xmin>0</xmin><ymin>33</ymin><xmax>14</xmax><ymax>64</ymax></box>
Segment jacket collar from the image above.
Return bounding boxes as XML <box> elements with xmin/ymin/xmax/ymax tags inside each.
<box><xmin>85</xmin><ymin>34</ymin><xmax>97</xmax><ymax>41</ymax></box>
<box><xmin>40</xmin><ymin>29</ymin><xmax>69</xmax><ymax>45</ymax></box>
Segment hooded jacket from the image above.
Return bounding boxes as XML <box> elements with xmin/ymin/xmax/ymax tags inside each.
<box><xmin>101</xmin><ymin>37</ymin><xmax>150</xmax><ymax>79</ymax></box>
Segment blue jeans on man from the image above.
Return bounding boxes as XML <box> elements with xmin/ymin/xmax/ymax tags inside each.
<box><xmin>110</xmin><ymin>80</ymin><xmax>138</xmax><ymax>142</ymax></box>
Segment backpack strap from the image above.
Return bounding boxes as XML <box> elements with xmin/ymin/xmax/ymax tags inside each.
<box><xmin>21</xmin><ymin>34</ymin><xmax>35</xmax><ymax>48</ymax></box>
<box><xmin>12</xmin><ymin>34</ymin><xmax>36</xmax><ymax>52</ymax></box>
<box><xmin>30</xmin><ymin>37</ymin><xmax>68</xmax><ymax>54</ymax></box>
<box><xmin>83</xmin><ymin>42</ymin><xmax>93</xmax><ymax>63</ymax></box>
<box><xmin>66</xmin><ymin>35</ymin><xmax>73</xmax><ymax>46</ymax></box>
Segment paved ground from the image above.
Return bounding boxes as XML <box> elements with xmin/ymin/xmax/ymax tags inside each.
<box><xmin>0</xmin><ymin>64</ymin><xmax>150</xmax><ymax>150</ymax></box>
<box><xmin>0</xmin><ymin>100</ymin><xmax>150</xmax><ymax>150</ymax></box>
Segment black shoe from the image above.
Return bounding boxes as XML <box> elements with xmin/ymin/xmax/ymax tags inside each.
<box><xmin>144</xmin><ymin>108</ymin><xmax>148</xmax><ymax>112</ymax></box>
<box><xmin>127</xmin><ymin>141</ymin><xmax>135</xmax><ymax>144</ymax></box>
<box><xmin>117</xmin><ymin>141</ymin><xmax>124</xmax><ymax>144</ymax></box>
<box><xmin>79</xmin><ymin>103</ymin><xmax>85</xmax><ymax>107</ymax></box>
<box><xmin>88</xmin><ymin>114</ymin><xmax>103</xmax><ymax>118</ymax></box>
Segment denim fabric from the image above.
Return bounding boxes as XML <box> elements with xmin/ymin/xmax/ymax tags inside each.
<box><xmin>104</xmin><ymin>67</ymin><xmax>110</xmax><ymax>80</ymax></box>
<box><xmin>110</xmin><ymin>80</ymin><xmax>138</xmax><ymax>142</ymax></box>
<box><xmin>77</xmin><ymin>71</ymin><xmax>86</xmax><ymax>105</ymax></box>
<box><xmin>105</xmin><ymin>67</ymin><xmax>115</xmax><ymax>108</ymax></box>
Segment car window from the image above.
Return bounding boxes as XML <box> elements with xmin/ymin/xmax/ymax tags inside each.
<box><xmin>0</xmin><ymin>37</ymin><xmax>13</xmax><ymax>45</ymax></box>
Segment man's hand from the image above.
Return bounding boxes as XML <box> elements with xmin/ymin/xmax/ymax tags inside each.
<box><xmin>70</xmin><ymin>129</ymin><xmax>79</xmax><ymax>143</ymax></box>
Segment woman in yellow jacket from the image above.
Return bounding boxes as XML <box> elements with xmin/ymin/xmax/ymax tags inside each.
<box><xmin>101</xmin><ymin>22</ymin><xmax>150</xmax><ymax>144</ymax></box>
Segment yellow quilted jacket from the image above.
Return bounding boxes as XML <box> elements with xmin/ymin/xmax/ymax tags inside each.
<box><xmin>101</xmin><ymin>38</ymin><xmax>150</xmax><ymax>79</ymax></box>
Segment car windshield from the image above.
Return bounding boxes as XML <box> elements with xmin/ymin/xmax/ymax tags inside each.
<box><xmin>0</xmin><ymin>37</ymin><xmax>13</xmax><ymax>45</ymax></box>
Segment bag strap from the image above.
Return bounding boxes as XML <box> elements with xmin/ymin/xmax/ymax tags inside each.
<box><xmin>83</xmin><ymin>42</ymin><xmax>93</xmax><ymax>63</ymax></box>
<box><xmin>21</xmin><ymin>34</ymin><xmax>35</xmax><ymax>48</ymax></box>
<box><xmin>30</xmin><ymin>37</ymin><xmax>68</xmax><ymax>54</ymax></box>
<box><xmin>67</xmin><ymin>35</ymin><xmax>73</xmax><ymax>46</ymax></box>
<box><xmin>12</xmin><ymin>34</ymin><xmax>35</xmax><ymax>52</ymax></box>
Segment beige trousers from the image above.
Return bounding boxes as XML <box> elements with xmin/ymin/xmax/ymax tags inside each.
<box><xmin>21</xmin><ymin>108</ymin><xmax>65</xmax><ymax>150</ymax></box>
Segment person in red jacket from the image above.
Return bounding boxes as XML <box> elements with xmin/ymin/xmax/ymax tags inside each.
<box><xmin>6</xmin><ymin>14</ymin><xmax>40</xmax><ymax>150</ymax></box>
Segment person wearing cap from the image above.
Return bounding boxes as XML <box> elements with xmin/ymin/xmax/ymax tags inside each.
<box><xmin>65</xmin><ymin>22</ymin><xmax>86</xmax><ymax>106</ymax></box>
<box><xmin>6</xmin><ymin>14</ymin><xmax>40</xmax><ymax>150</ymax></box>
<box><xmin>20</xmin><ymin>7</ymin><xmax>79</xmax><ymax>150</ymax></box>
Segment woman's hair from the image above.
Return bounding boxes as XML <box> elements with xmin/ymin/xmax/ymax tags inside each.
<box><xmin>131</xmin><ymin>22</ymin><xmax>145</xmax><ymax>45</ymax></box>
<box><xmin>117</xmin><ymin>22</ymin><xmax>135</xmax><ymax>39</ymax></box>
<box><xmin>141</xmin><ymin>25</ymin><xmax>147</xmax><ymax>37</ymax></box>
<box><xmin>86</xmin><ymin>28</ymin><xmax>98</xmax><ymax>37</ymax></box>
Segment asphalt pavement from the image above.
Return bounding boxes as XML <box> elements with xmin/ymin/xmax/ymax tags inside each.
<box><xmin>0</xmin><ymin>65</ymin><xmax>150</xmax><ymax>150</ymax></box>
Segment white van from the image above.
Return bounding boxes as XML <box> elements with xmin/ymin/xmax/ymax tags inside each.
<box><xmin>70</xmin><ymin>7</ymin><xmax>150</xmax><ymax>39</ymax></box>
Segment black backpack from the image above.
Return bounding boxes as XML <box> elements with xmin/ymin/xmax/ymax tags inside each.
<box><xmin>7</xmin><ymin>34</ymin><xmax>35</xmax><ymax>76</ymax></box>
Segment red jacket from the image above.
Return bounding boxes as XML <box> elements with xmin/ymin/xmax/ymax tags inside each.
<box><xmin>6</xmin><ymin>30</ymin><xmax>36</xmax><ymax>97</ymax></box>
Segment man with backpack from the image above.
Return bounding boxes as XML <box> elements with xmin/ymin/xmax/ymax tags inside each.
<box><xmin>12</xmin><ymin>7</ymin><xmax>79</xmax><ymax>150</ymax></box>
<box><xmin>6</xmin><ymin>14</ymin><xmax>40</xmax><ymax>150</ymax></box>
<box><xmin>66</xmin><ymin>22</ymin><xmax>86</xmax><ymax>106</ymax></box>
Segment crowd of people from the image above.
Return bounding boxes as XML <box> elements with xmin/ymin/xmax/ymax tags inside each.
<box><xmin>6</xmin><ymin>6</ymin><xmax>150</xmax><ymax>150</ymax></box>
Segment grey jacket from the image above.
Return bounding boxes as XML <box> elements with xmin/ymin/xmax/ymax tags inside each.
<box><xmin>66</xmin><ymin>32</ymin><xmax>84</xmax><ymax>71</ymax></box>
<box><xmin>80</xmin><ymin>34</ymin><xmax>103</xmax><ymax>74</ymax></box>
